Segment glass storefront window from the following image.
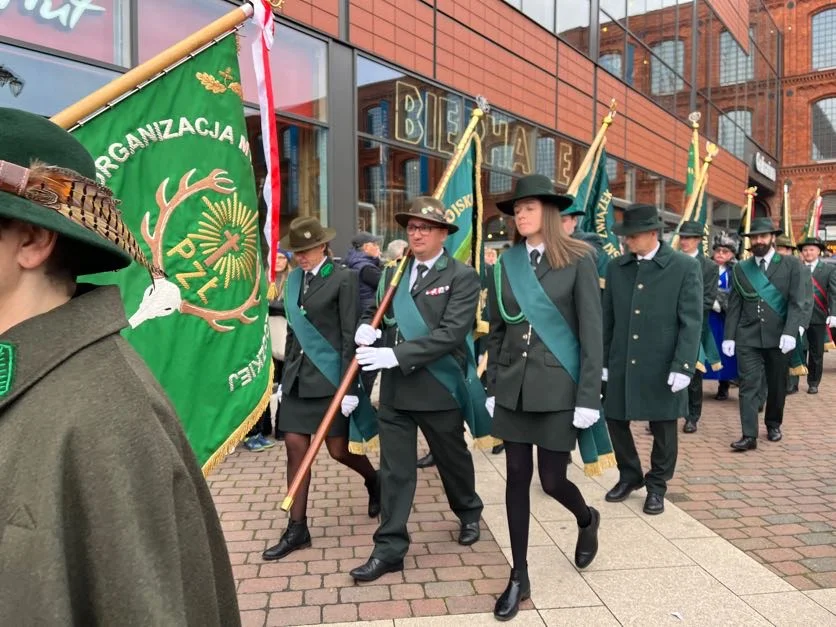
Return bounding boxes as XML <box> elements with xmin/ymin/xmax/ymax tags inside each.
<box><xmin>650</xmin><ymin>40</ymin><xmax>684</xmax><ymax>95</ymax></box>
<box><xmin>0</xmin><ymin>42</ymin><xmax>119</xmax><ymax>116</ymax></box>
<box><xmin>0</xmin><ymin>0</ymin><xmax>126</xmax><ymax>65</ymax></box>
<box><xmin>557</xmin><ymin>0</ymin><xmax>590</xmax><ymax>55</ymax></box>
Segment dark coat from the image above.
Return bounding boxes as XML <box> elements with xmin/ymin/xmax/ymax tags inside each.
<box><xmin>809</xmin><ymin>261</ymin><xmax>836</xmax><ymax>326</ymax></box>
<box><xmin>363</xmin><ymin>252</ymin><xmax>480</xmax><ymax>412</ymax></box>
<box><xmin>603</xmin><ymin>242</ymin><xmax>703</xmax><ymax>421</ymax></box>
<box><xmin>282</xmin><ymin>260</ymin><xmax>359</xmax><ymax>397</ymax></box>
<box><xmin>725</xmin><ymin>252</ymin><xmax>807</xmax><ymax>348</ymax></box>
<box><xmin>0</xmin><ymin>286</ymin><xmax>239</xmax><ymax>626</ymax></box>
<box><xmin>487</xmin><ymin>249</ymin><xmax>603</xmax><ymax>412</ymax></box>
<box><xmin>344</xmin><ymin>248</ymin><xmax>382</xmax><ymax>310</ymax></box>
<box><xmin>697</xmin><ymin>254</ymin><xmax>720</xmax><ymax>313</ymax></box>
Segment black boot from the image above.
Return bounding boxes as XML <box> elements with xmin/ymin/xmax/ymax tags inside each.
<box><xmin>494</xmin><ymin>568</ymin><xmax>530</xmax><ymax>621</ymax></box>
<box><xmin>575</xmin><ymin>507</ymin><xmax>600</xmax><ymax>569</ymax></box>
<box><xmin>416</xmin><ymin>452</ymin><xmax>435</xmax><ymax>468</ymax></box>
<box><xmin>366</xmin><ymin>471</ymin><xmax>381</xmax><ymax>518</ymax></box>
<box><xmin>262</xmin><ymin>518</ymin><xmax>311</xmax><ymax>561</ymax></box>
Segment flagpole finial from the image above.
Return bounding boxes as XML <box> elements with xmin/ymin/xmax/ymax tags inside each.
<box><xmin>784</xmin><ymin>178</ymin><xmax>792</xmax><ymax>188</ymax></box>
<box><xmin>267</xmin><ymin>0</ymin><xmax>285</xmax><ymax>8</ymax></box>
<box><xmin>705</xmin><ymin>142</ymin><xmax>719</xmax><ymax>161</ymax></box>
<box><xmin>604</xmin><ymin>99</ymin><xmax>617</xmax><ymax>125</ymax></box>
<box><xmin>745</xmin><ymin>185</ymin><xmax>758</xmax><ymax>198</ymax></box>
<box><xmin>474</xmin><ymin>95</ymin><xmax>490</xmax><ymax>115</ymax></box>
<box><xmin>688</xmin><ymin>111</ymin><xmax>701</xmax><ymax>129</ymax></box>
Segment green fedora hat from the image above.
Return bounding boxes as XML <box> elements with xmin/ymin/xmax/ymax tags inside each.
<box><xmin>775</xmin><ymin>235</ymin><xmax>796</xmax><ymax>250</ymax></box>
<box><xmin>740</xmin><ymin>217</ymin><xmax>782</xmax><ymax>236</ymax></box>
<box><xmin>798</xmin><ymin>236</ymin><xmax>827</xmax><ymax>252</ymax></box>
<box><xmin>0</xmin><ymin>107</ymin><xmax>149</xmax><ymax>275</ymax></box>
<box><xmin>279</xmin><ymin>215</ymin><xmax>337</xmax><ymax>252</ymax></box>
<box><xmin>677</xmin><ymin>220</ymin><xmax>705</xmax><ymax>238</ymax></box>
<box><xmin>394</xmin><ymin>196</ymin><xmax>459</xmax><ymax>234</ymax></box>
<box><xmin>496</xmin><ymin>174</ymin><xmax>574</xmax><ymax>216</ymax></box>
<box><xmin>612</xmin><ymin>203</ymin><xmax>663</xmax><ymax>236</ymax></box>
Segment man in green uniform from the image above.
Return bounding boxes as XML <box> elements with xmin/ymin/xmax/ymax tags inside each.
<box><xmin>0</xmin><ymin>108</ymin><xmax>239</xmax><ymax>625</ymax></box>
<box><xmin>798</xmin><ymin>236</ymin><xmax>836</xmax><ymax>394</ymax></box>
<box><xmin>677</xmin><ymin>221</ymin><xmax>719</xmax><ymax>433</ymax></box>
<box><xmin>349</xmin><ymin>196</ymin><xmax>485</xmax><ymax>582</ymax></box>
<box><xmin>723</xmin><ymin>218</ymin><xmax>807</xmax><ymax>450</ymax></box>
<box><xmin>603</xmin><ymin>204</ymin><xmax>702</xmax><ymax>515</ymax></box>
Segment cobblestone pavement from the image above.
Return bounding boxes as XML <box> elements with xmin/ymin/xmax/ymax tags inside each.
<box><xmin>638</xmin><ymin>352</ymin><xmax>836</xmax><ymax>590</ymax></box>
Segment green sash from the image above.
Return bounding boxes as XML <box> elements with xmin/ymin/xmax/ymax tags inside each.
<box><xmin>391</xmin><ymin>261</ymin><xmax>491</xmax><ymax>439</ymax></box>
<box><xmin>738</xmin><ymin>259</ymin><xmax>788</xmax><ymax>318</ymax></box>
<box><xmin>284</xmin><ymin>268</ymin><xmax>378</xmax><ymax>447</ymax></box>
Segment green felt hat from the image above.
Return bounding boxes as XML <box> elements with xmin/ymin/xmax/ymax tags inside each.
<box><xmin>496</xmin><ymin>174</ymin><xmax>574</xmax><ymax>216</ymax></box>
<box><xmin>798</xmin><ymin>236</ymin><xmax>827</xmax><ymax>252</ymax></box>
<box><xmin>279</xmin><ymin>215</ymin><xmax>337</xmax><ymax>252</ymax></box>
<box><xmin>0</xmin><ymin>107</ymin><xmax>145</xmax><ymax>275</ymax></box>
<box><xmin>677</xmin><ymin>220</ymin><xmax>705</xmax><ymax>238</ymax></box>
<box><xmin>394</xmin><ymin>196</ymin><xmax>459</xmax><ymax>233</ymax></box>
<box><xmin>775</xmin><ymin>235</ymin><xmax>796</xmax><ymax>250</ymax></box>
<box><xmin>740</xmin><ymin>217</ymin><xmax>782</xmax><ymax>236</ymax></box>
<box><xmin>612</xmin><ymin>203</ymin><xmax>663</xmax><ymax>236</ymax></box>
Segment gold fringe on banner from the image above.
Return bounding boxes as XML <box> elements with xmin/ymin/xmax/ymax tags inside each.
<box><xmin>349</xmin><ymin>435</ymin><xmax>380</xmax><ymax>455</ymax></box>
<box><xmin>825</xmin><ymin>341</ymin><xmax>836</xmax><ymax>352</ymax></box>
<box><xmin>202</xmin><ymin>360</ymin><xmax>274</xmax><ymax>476</ymax></box>
<box><xmin>696</xmin><ymin>362</ymin><xmax>707</xmax><ymax>374</ymax></box>
<box><xmin>789</xmin><ymin>364</ymin><xmax>809</xmax><ymax>376</ymax></box>
<box><xmin>473</xmin><ymin>435</ymin><xmax>496</xmax><ymax>450</ymax></box>
<box><xmin>472</xmin><ymin>132</ymin><xmax>491</xmax><ymax>339</ymax></box>
<box><xmin>710</xmin><ymin>362</ymin><xmax>723</xmax><ymax>372</ymax></box>
<box><xmin>267</xmin><ymin>282</ymin><xmax>279</xmax><ymax>300</ymax></box>
<box><xmin>584</xmin><ymin>452</ymin><xmax>617</xmax><ymax>478</ymax></box>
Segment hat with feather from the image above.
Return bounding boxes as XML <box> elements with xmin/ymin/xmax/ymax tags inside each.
<box><xmin>0</xmin><ymin>107</ymin><xmax>157</xmax><ymax>276</ymax></box>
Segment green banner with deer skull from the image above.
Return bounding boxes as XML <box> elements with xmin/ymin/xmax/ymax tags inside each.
<box><xmin>72</xmin><ymin>34</ymin><xmax>271</xmax><ymax>473</ymax></box>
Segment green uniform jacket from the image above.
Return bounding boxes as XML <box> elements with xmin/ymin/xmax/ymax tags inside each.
<box><xmin>725</xmin><ymin>252</ymin><xmax>807</xmax><ymax>348</ymax></box>
<box><xmin>283</xmin><ymin>260</ymin><xmax>360</xmax><ymax>397</ymax></box>
<box><xmin>603</xmin><ymin>242</ymin><xmax>703</xmax><ymax>421</ymax></box>
<box><xmin>809</xmin><ymin>261</ymin><xmax>836</xmax><ymax>325</ymax></box>
<box><xmin>698</xmin><ymin>254</ymin><xmax>720</xmax><ymax>312</ymax></box>
<box><xmin>0</xmin><ymin>286</ymin><xmax>239</xmax><ymax>626</ymax></box>
<box><xmin>364</xmin><ymin>252</ymin><xmax>480</xmax><ymax>412</ymax></box>
<box><xmin>486</xmin><ymin>250</ymin><xmax>603</xmax><ymax>412</ymax></box>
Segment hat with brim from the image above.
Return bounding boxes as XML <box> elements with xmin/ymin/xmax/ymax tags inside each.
<box><xmin>496</xmin><ymin>174</ymin><xmax>574</xmax><ymax>216</ymax></box>
<box><xmin>798</xmin><ymin>236</ymin><xmax>827</xmax><ymax>252</ymax></box>
<box><xmin>741</xmin><ymin>217</ymin><xmax>782</xmax><ymax>237</ymax></box>
<box><xmin>612</xmin><ymin>203</ymin><xmax>663</xmax><ymax>236</ymax></box>
<box><xmin>677</xmin><ymin>220</ymin><xmax>705</xmax><ymax>238</ymax></box>
<box><xmin>394</xmin><ymin>196</ymin><xmax>459</xmax><ymax>234</ymax></box>
<box><xmin>0</xmin><ymin>107</ymin><xmax>141</xmax><ymax>275</ymax></box>
<box><xmin>775</xmin><ymin>235</ymin><xmax>796</xmax><ymax>250</ymax></box>
<box><xmin>279</xmin><ymin>215</ymin><xmax>337</xmax><ymax>252</ymax></box>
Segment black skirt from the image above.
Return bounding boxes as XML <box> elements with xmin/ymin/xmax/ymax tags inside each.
<box><xmin>492</xmin><ymin>399</ymin><xmax>576</xmax><ymax>452</ymax></box>
<box><xmin>279</xmin><ymin>392</ymin><xmax>348</xmax><ymax>438</ymax></box>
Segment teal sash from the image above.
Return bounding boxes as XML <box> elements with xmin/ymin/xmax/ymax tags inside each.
<box><xmin>284</xmin><ymin>268</ymin><xmax>378</xmax><ymax>445</ymax></box>
<box><xmin>391</xmin><ymin>261</ymin><xmax>491</xmax><ymax>439</ymax></box>
<box><xmin>499</xmin><ymin>244</ymin><xmax>580</xmax><ymax>381</ymax></box>
<box><xmin>738</xmin><ymin>259</ymin><xmax>788</xmax><ymax>318</ymax></box>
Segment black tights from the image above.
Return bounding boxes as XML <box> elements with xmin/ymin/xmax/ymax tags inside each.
<box><xmin>284</xmin><ymin>433</ymin><xmax>377</xmax><ymax>522</ymax></box>
<box><xmin>505</xmin><ymin>441</ymin><xmax>591</xmax><ymax>570</ymax></box>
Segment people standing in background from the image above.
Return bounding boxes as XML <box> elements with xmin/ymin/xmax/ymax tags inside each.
<box><xmin>385</xmin><ymin>238</ymin><xmax>408</xmax><ymax>264</ymax></box>
<box><xmin>704</xmin><ymin>236</ymin><xmax>738</xmax><ymax>400</ymax></box>
<box><xmin>798</xmin><ymin>236</ymin><xmax>836</xmax><ymax>394</ymax></box>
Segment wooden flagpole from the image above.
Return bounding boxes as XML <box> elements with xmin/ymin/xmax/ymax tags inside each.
<box><xmin>741</xmin><ymin>186</ymin><xmax>757</xmax><ymax>260</ymax></box>
<box><xmin>671</xmin><ymin>141</ymin><xmax>719</xmax><ymax>250</ymax></box>
<box><xmin>567</xmin><ymin>99</ymin><xmax>617</xmax><ymax>197</ymax></box>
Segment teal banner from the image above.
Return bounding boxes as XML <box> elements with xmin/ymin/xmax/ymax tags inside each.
<box><xmin>578</xmin><ymin>147</ymin><xmax>621</xmax><ymax>278</ymax></box>
<box><xmin>442</xmin><ymin>141</ymin><xmax>478</xmax><ymax>265</ymax></box>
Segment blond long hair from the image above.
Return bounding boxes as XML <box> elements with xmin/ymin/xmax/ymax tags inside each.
<box><xmin>513</xmin><ymin>202</ymin><xmax>592</xmax><ymax>268</ymax></box>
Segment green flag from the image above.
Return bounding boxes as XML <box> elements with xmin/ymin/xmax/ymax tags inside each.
<box><xmin>442</xmin><ymin>138</ymin><xmax>480</xmax><ymax>265</ymax></box>
<box><xmin>686</xmin><ymin>131</ymin><xmax>710</xmax><ymax>256</ymax></box>
<box><xmin>72</xmin><ymin>34</ymin><xmax>271</xmax><ymax>473</ymax></box>
<box><xmin>576</xmin><ymin>146</ymin><xmax>621</xmax><ymax>282</ymax></box>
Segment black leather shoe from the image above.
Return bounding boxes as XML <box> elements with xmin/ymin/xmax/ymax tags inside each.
<box><xmin>605</xmin><ymin>480</ymin><xmax>644</xmax><ymax>502</ymax></box>
<box><xmin>683</xmin><ymin>420</ymin><xmax>697</xmax><ymax>433</ymax></box>
<box><xmin>350</xmin><ymin>557</ymin><xmax>404</xmax><ymax>582</ymax></box>
<box><xmin>263</xmin><ymin>518</ymin><xmax>311</xmax><ymax>561</ymax></box>
<box><xmin>643</xmin><ymin>492</ymin><xmax>665</xmax><ymax>515</ymax></box>
<box><xmin>731</xmin><ymin>436</ymin><xmax>757</xmax><ymax>451</ymax></box>
<box><xmin>492</xmin><ymin>443</ymin><xmax>505</xmax><ymax>455</ymax></box>
<box><xmin>366</xmin><ymin>471</ymin><xmax>381</xmax><ymax>518</ymax></box>
<box><xmin>416</xmin><ymin>453</ymin><xmax>435</xmax><ymax>468</ymax></box>
<box><xmin>575</xmin><ymin>507</ymin><xmax>600</xmax><ymax>569</ymax></box>
<box><xmin>458</xmin><ymin>521</ymin><xmax>480</xmax><ymax>546</ymax></box>
<box><xmin>787</xmin><ymin>386</ymin><xmax>798</xmax><ymax>395</ymax></box>
<box><xmin>493</xmin><ymin>568</ymin><xmax>530</xmax><ymax>621</ymax></box>
<box><xmin>715</xmin><ymin>390</ymin><xmax>729</xmax><ymax>401</ymax></box>
<box><xmin>808</xmin><ymin>385</ymin><xmax>819</xmax><ymax>395</ymax></box>
<box><xmin>767</xmin><ymin>427</ymin><xmax>782</xmax><ymax>442</ymax></box>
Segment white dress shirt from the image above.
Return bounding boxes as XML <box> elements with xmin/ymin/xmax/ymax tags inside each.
<box><xmin>409</xmin><ymin>249</ymin><xmax>444</xmax><ymax>290</ymax></box>
<box><xmin>754</xmin><ymin>247</ymin><xmax>776</xmax><ymax>271</ymax></box>
<box><xmin>637</xmin><ymin>242</ymin><xmax>661</xmax><ymax>261</ymax></box>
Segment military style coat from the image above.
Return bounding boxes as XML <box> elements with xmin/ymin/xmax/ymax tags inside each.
<box><xmin>363</xmin><ymin>252</ymin><xmax>480</xmax><ymax>412</ymax></box>
<box><xmin>725</xmin><ymin>252</ymin><xmax>807</xmax><ymax>348</ymax></box>
<box><xmin>0</xmin><ymin>286</ymin><xmax>239</xmax><ymax>626</ymax></box>
<box><xmin>282</xmin><ymin>260</ymin><xmax>360</xmax><ymax>397</ymax></box>
<box><xmin>486</xmin><ymin>249</ymin><xmax>603</xmax><ymax>413</ymax></box>
<box><xmin>603</xmin><ymin>241</ymin><xmax>703</xmax><ymax>421</ymax></box>
<box><xmin>809</xmin><ymin>260</ymin><xmax>836</xmax><ymax>326</ymax></box>
<box><xmin>697</xmin><ymin>253</ymin><xmax>720</xmax><ymax>313</ymax></box>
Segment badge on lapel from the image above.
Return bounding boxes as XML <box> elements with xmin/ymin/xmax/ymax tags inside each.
<box><xmin>0</xmin><ymin>342</ymin><xmax>15</xmax><ymax>398</ymax></box>
<box><xmin>426</xmin><ymin>285</ymin><xmax>450</xmax><ymax>296</ymax></box>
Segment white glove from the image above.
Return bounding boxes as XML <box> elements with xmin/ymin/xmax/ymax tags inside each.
<box><xmin>356</xmin><ymin>346</ymin><xmax>399</xmax><ymax>371</ymax></box>
<box><xmin>602</xmin><ymin>368</ymin><xmax>609</xmax><ymax>382</ymax></box>
<box><xmin>668</xmin><ymin>372</ymin><xmax>691</xmax><ymax>393</ymax></box>
<box><xmin>722</xmin><ymin>340</ymin><xmax>735</xmax><ymax>357</ymax></box>
<box><xmin>340</xmin><ymin>394</ymin><xmax>359</xmax><ymax>417</ymax></box>
<box><xmin>712</xmin><ymin>300</ymin><xmax>722</xmax><ymax>313</ymax></box>
<box><xmin>573</xmin><ymin>407</ymin><xmax>600</xmax><ymax>429</ymax></box>
<box><xmin>485</xmin><ymin>396</ymin><xmax>495</xmax><ymax>417</ymax></box>
<box><xmin>779</xmin><ymin>334</ymin><xmax>796</xmax><ymax>354</ymax></box>
<box><xmin>354</xmin><ymin>324</ymin><xmax>382</xmax><ymax>346</ymax></box>
<box><xmin>827</xmin><ymin>316</ymin><xmax>836</xmax><ymax>328</ymax></box>
<box><xmin>276</xmin><ymin>384</ymin><xmax>283</xmax><ymax>403</ymax></box>
<box><xmin>799</xmin><ymin>326</ymin><xmax>806</xmax><ymax>338</ymax></box>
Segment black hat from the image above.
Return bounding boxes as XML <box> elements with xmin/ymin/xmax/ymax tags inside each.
<box><xmin>798</xmin><ymin>236</ymin><xmax>827</xmax><ymax>252</ymax></box>
<box><xmin>677</xmin><ymin>220</ymin><xmax>705</xmax><ymax>238</ymax></box>
<box><xmin>495</xmin><ymin>174</ymin><xmax>574</xmax><ymax>216</ymax></box>
<box><xmin>612</xmin><ymin>204</ymin><xmax>663</xmax><ymax>236</ymax></box>
<box><xmin>394</xmin><ymin>196</ymin><xmax>459</xmax><ymax>234</ymax></box>
<box><xmin>351</xmin><ymin>231</ymin><xmax>382</xmax><ymax>248</ymax></box>
<box><xmin>740</xmin><ymin>217</ymin><xmax>782</xmax><ymax>236</ymax></box>
<box><xmin>279</xmin><ymin>216</ymin><xmax>336</xmax><ymax>252</ymax></box>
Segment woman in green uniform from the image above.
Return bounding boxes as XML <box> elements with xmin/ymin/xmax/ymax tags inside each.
<box><xmin>263</xmin><ymin>217</ymin><xmax>380</xmax><ymax>562</ymax></box>
<box><xmin>486</xmin><ymin>175</ymin><xmax>603</xmax><ymax>621</ymax></box>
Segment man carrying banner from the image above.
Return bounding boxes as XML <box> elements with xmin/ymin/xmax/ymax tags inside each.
<box><xmin>350</xmin><ymin>197</ymin><xmax>487</xmax><ymax>582</ymax></box>
<box><xmin>677</xmin><ymin>221</ymin><xmax>719</xmax><ymax>433</ymax></box>
<box><xmin>603</xmin><ymin>204</ymin><xmax>702</xmax><ymax>515</ymax></box>
<box><xmin>704</xmin><ymin>235</ymin><xmax>739</xmax><ymax>400</ymax></box>
<box><xmin>798</xmin><ymin>236</ymin><xmax>836</xmax><ymax>394</ymax></box>
<box><xmin>0</xmin><ymin>108</ymin><xmax>239</xmax><ymax>625</ymax></box>
<box><xmin>723</xmin><ymin>218</ymin><xmax>807</xmax><ymax>450</ymax></box>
